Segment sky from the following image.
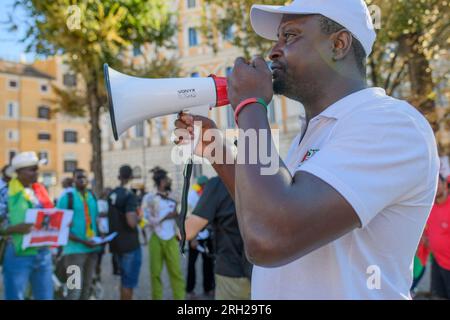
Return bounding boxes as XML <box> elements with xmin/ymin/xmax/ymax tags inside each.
<box><xmin>0</xmin><ymin>0</ymin><xmax>36</xmax><ymax>63</ymax></box>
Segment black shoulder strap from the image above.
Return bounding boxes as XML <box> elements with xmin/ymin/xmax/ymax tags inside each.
<box><xmin>67</xmin><ymin>192</ymin><xmax>74</xmax><ymax>210</ymax></box>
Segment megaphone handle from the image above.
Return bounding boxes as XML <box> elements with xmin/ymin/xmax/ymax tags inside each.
<box><xmin>178</xmin><ymin>157</ymin><xmax>194</xmax><ymax>255</ymax></box>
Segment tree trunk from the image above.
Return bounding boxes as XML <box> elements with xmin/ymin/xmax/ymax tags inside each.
<box><xmin>87</xmin><ymin>87</ymin><xmax>104</xmax><ymax>196</ymax></box>
<box><xmin>399</xmin><ymin>33</ymin><xmax>438</xmax><ymax>132</ymax></box>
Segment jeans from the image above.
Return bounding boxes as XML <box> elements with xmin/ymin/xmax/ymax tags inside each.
<box><xmin>118</xmin><ymin>247</ymin><xmax>142</xmax><ymax>289</ymax></box>
<box><xmin>2</xmin><ymin>242</ymin><xmax>53</xmax><ymax>300</ymax></box>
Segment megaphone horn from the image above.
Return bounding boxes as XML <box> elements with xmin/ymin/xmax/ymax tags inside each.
<box><xmin>103</xmin><ymin>63</ymin><xmax>229</xmax><ymax>141</ymax></box>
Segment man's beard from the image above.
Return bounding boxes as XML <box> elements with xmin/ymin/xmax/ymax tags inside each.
<box><xmin>273</xmin><ymin>70</ymin><xmax>320</xmax><ymax>105</ymax></box>
<box><xmin>273</xmin><ymin>71</ymin><xmax>299</xmax><ymax>101</ymax></box>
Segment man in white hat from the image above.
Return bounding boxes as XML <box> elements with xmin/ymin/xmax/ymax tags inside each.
<box><xmin>175</xmin><ymin>0</ymin><xmax>439</xmax><ymax>299</ymax></box>
<box><xmin>1</xmin><ymin>151</ymin><xmax>54</xmax><ymax>300</ymax></box>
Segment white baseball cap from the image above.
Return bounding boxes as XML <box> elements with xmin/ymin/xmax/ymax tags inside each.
<box><xmin>11</xmin><ymin>152</ymin><xmax>46</xmax><ymax>171</ymax></box>
<box><xmin>250</xmin><ymin>0</ymin><xmax>376</xmax><ymax>56</ymax></box>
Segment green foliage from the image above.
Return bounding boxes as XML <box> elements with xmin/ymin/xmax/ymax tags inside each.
<box><xmin>10</xmin><ymin>0</ymin><xmax>180</xmax><ymax>192</ymax></box>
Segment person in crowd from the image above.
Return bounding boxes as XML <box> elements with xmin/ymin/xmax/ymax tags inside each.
<box><xmin>186</xmin><ymin>175</ymin><xmax>215</xmax><ymax>299</ymax></box>
<box><xmin>185</xmin><ymin>176</ymin><xmax>251</xmax><ymax>300</ymax></box>
<box><xmin>108</xmin><ymin>165</ymin><xmax>141</xmax><ymax>300</ymax></box>
<box><xmin>58</xmin><ymin>177</ymin><xmax>74</xmax><ymax>201</ymax></box>
<box><xmin>57</xmin><ymin>168</ymin><xmax>102</xmax><ymax>300</ymax></box>
<box><xmin>1</xmin><ymin>152</ymin><xmax>54</xmax><ymax>300</ymax></box>
<box><xmin>424</xmin><ymin>175</ymin><xmax>450</xmax><ymax>299</ymax></box>
<box><xmin>142</xmin><ymin>166</ymin><xmax>185</xmax><ymax>300</ymax></box>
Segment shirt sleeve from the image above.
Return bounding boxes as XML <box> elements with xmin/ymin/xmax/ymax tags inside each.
<box><xmin>296</xmin><ymin>108</ymin><xmax>437</xmax><ymax>228</ymax></box>
<box><xmin>192</xmin><ymin>178</ymin><xmax>219</xmax><ymax>223</ymax></box>
<box><xmin>125</xmin><ymin>191</ymin><xmax>138</xmax><ymax>213</ymax></box>
<box><xmin>56</xmin><ymin>193</ymin><xmax>69</xmax><ymax>210</ymax></box>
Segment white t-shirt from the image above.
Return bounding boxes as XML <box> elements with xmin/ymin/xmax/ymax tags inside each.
<box><xmin>188</xmin><ymin>189</ymin><xmax>209</xmax><ymax>240</ymax></box>
<box><xmin>252</xmin><ymin>88</ymin><xmax>440</xmax><ymax>300</ymax></box>
<box><xmin>142</xmin><ymin>193</ymin><xmax>177</xmax><ymax>241</ymax></box>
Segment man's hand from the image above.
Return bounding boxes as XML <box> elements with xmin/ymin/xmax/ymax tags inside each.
<box><xmin>7</xmin><ymin>223</ymin><xmax>34</xmax><ymax>235</ymax></box>
<box><xmin>173</xmin><ymin>112</ymin><xmax>221</xmax><ymax>159</ymax></box>
<box><xmin>227</xmin><ymin>56</ymin><xmax>273</xmax><ymax>109</ymax></box>
<box><xmin>83</xmin><ymin>240</ymin><xmax>100</xmax><ymax>248</ymax></box>
<box><xmin>190</xmin><ymin>238</ymin><xmax>199</xmax><ymax>250</ymax></box>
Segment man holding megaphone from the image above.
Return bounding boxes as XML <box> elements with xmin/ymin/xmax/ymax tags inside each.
<box><xmin>174</xmin><ymin>0</ymin><xmax>440</xmax><ymax>300</ymax></box>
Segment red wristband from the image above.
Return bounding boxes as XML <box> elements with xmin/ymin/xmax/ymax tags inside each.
<box><xmin>234</xmin><ymin>98</ymin><xmax>268</xmax><ymax>125</ymax></box>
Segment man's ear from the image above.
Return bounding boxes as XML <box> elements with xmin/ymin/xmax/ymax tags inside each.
<box><xmin>331</xmin><ymin>29</ymin><xmax>353</xmax><ymax>61</ymax></box>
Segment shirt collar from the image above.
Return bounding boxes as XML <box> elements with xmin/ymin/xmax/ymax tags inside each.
<box><xmin>312</xmin><ymin>87</ymin><xmax>386</xmax><ymax>121</ymax></box>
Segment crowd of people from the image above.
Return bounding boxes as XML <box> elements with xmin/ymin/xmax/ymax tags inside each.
<box><xmin>0</xmin><ymin>151</ymin><xmax>252</xmax><ymax>300</ymax></box>
<box><xmin>0</xmin><ymin>154</ymin><xmax>449</xmax><ymax>300</ymax></box>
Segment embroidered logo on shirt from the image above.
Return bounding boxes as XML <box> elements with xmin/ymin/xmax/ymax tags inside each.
<box><xmin>300</xmin><ymin>148</ymin><xmax>320</xmax><ymax>164</ymax></box>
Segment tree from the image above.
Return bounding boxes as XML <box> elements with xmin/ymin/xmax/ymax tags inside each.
<box><xmin>367</xmin><ymin>0</ymin><xmax>450</xmax><ymax>138</ymax></box>
<box><xmin>10</xmin><ymin>0</ymin><xmax>179</xmax><ymax>194</ymax></box>
<box><xmin>202</xmin><ymin>0</ymin><xmax>450</xmax><ymax>154</ymax></box>
<box><xmin>201</xmin><ymin>0</ymin><xmax>284</xmax><ymax>58</ymax></box>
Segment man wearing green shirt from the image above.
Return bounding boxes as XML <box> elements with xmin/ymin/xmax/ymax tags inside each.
<box><xmin>57</xmin><ymin>168</ymin><xmax>101</xmax><ymax>300</ymax></box>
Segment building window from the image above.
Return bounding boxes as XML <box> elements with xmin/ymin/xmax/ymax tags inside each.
<box><xmin>133</xmin><ymin>166</ymin><xmax>142</xmax><ymax>179</ymax></box>
<box><xmin>38</xmin><ymin>151</ymin><xmax>49</xmax><ymax>164</ymax></box>
<box><xmin>41</xmin><ymin>172</ymin><xmax>54</xmax><ymax>187</ymax></box>
<box><xmin>63</xmin><ymin>73</ymin><xmax>77</xmax><ymax>87</ymax></box>
<box><xmin>40</xmin><ymin>84</ymin><xmax>48</xmax><ymax>93</ymax></box>
<box><xmin>64</xmin><ymin>160</ymin><xmax>78</xmax><ymax>173</ymax></box>
<box><xmin>38</xmin><ymin>133</ymin><xmax>51</xmax><ymax>141</ymax></box>
<box><xmin>63</xmin><ymin>130</ymin><xmax>78</xmax><ymax>143</ymax></box>
<box><xmin>7</xmin><ymin>130</ymin><xmax>19</xmax><ymax>141</ymax></box>
<box><xmin>191</xmin><ymin>72</ymin><xmax>200</xmax><ymax>78</ymax></box>
<box><xmin>6</xmin><ymin>102</ymin><xmax>18</xmax><ymax>118</ymax></box>
<box><xmin>134</xmin><ymin>122</ymin><xmax>144</xmax><ymax>138</ymax></box>
<box><xmin>224</xmin><ymin>25</ymin><xmax>234</xmax><ymax>41</ymax></box>
<box><xmin>188</xmin><ymin>28</ymin><xmax>198</xmax><ymax>47</ymax></box>
<box><xmin>8</xmin><ymin>80</ymin><xmax>18</xmax><ymax>89</ymax></box>
<box><xmin>187</xmin><ymin>0</ymin><xmax>196</xmax><ymax>8</ymax></box>
<box><xmin>133</xmin><ymin>45</ymin><xmax>142</xmax><ymax>57</ymax></box>
<box><xmin>38</xmin><ymin>106</ymin><xmax>51</xmax><ymax>119</ymax></box>
<box><xmin>8</xmin><ymin>150</ymin><xmax>17</xmax><ymax>163</ymax></box>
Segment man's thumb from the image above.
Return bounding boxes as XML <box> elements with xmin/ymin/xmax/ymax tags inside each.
<box><xmin>252</xmin><ymin>56</ymin><xmax>269</xmax><ymax>71</ymax></box>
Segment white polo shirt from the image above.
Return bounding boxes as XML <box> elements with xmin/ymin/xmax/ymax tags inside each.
<box><xmin>252</xmin><ymin>87</ymin><xmax>440</xmax><ymax>300</ymax></box>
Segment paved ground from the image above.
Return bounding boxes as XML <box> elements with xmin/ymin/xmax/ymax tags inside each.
<box><xmin>100</xmin><ymin>241</ymin><xmax>208</xmax><ymax>300</ymax></box>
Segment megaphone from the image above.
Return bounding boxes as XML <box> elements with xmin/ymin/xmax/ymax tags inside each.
<box><xmin>103</xmin><ymin>63</ymin><xmax>229</xmax><ymax>141</ymax></box>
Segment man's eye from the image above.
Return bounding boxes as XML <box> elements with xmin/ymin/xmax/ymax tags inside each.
<box><xmin>284</xmin><ymin>33</ymin><xmax>296</xmax><ymax>41</ymax></box>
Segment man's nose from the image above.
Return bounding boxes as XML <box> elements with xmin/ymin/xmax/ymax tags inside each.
<box><xmin>269</xmin><ymin>42</ymin><xmax>283</xmax><ymax>61</ymax></box>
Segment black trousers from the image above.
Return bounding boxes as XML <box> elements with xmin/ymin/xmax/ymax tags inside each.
<box><xmin>186</xmin><ymin>239</ymin><xmax>215</xmax><ymax>293</ymax></box>
<box><xmin>431</xmin><ymin>257</ymin><xmax>450</xmax><ymax>299</ymax></box>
